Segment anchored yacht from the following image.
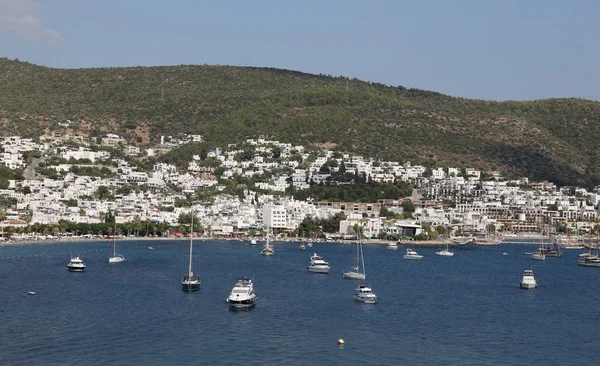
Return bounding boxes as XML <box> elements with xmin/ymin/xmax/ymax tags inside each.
<box><xmin>354</xmin><ymin>284</ymin><xmax>378</xmax><ymax>304</ymax></box>
<box><xmin>226</xmin><ymin>277</ymin><xmax>257</xmax><ymax>309</ymax></box>
<box><xmin>307</xmin><ymin>253</ymin><xmax>330</xmax><ymax>273</ymax></box>
<box><xmin>67</xmin><ymin>256</ymin><xmax>86</xmax><ymax>272</ymax></box>
<box><xmin>403</xmin><ymin>248</ymin><xmax>423</xmax><ymax>260</ymax></box>
<box><xmin>520</xmin><ymin>270</ymin><xmax>537</xmax><ymax>289</ymax></box>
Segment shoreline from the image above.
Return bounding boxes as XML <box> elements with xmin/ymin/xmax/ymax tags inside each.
<box><xmin>0</xmin><ymin>236</ymin><xmax>549</xmax><ymax>247</ymax></box>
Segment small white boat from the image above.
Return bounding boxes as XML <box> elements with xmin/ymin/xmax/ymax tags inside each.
<box><xmin>386</xmin><ymin>242</ymin><xmax>398</xmax><ymax>251</ymax></box>
<box><xmin>27</xmin><ymin>291</ymin><xmax>36</xmax><ymax>295</ymax></box>
<box><xmin>226</xmin><ymin>277</ymin><xmax>256</xmax><ymax>309</ymax></box>
<box><xmin>299</xmin><ymin>243</ymin><xmax>306</xmax><ymax>250</ymax></box>
<box><xmin>306</xmin><ymin>241</ymin><xmax>313</xmax><ymax>248</ymax></box>
<box><xmin>148</xmin><ymin>246</ymin><xmax>154</xmax><ymax>250</ymax></box>
<box><xmin>435</xmin><ymin>244</ymin><xmax>454</xmax><ymax>257</ymax></box>
<box><xmin>67</xmin><ymin>256</ymin><xmax>86</xmax><ymax>272</ymax></box>
<box><xmin>307</xmin><ymin>253</ymin><xmax>330</xmax><ymax>273</ymax></box>
<box><xmin>354</xmin><ymin>284</ymin><xmax>378</xmax><ymax>304</ymax></box>
<box><xmin>403</xmin><ymin>248</ymin><xmax>423</xmax><ymax>260</ymax></box>
<box><xmin>520</xmin><ymin>269</ymin><xmax>537</xmax><ymax>289</ymax></box>
<box><xmin>250</xmin><ymin>239</ymin><xmax>258</xmax><ymax>246</ymax></box>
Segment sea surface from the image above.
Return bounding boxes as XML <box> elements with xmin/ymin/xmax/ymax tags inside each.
<box><xmin>0</xmin><ymin>240</ymin><xmax>598</xmax><ymax>365</ymax></box>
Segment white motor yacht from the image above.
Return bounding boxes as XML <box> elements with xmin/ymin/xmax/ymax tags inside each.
<box><xmin>386</xmin><ymin>242</ymin><xmax>398</xmax><ymax>251</ymax></box>
<box><xmin>520</xmin><ymin>270</ymin><xmax>537</xmax><ymax>289</ymax></box>
<box><xmin>226</xmin><ymin>277</ymin><xmax>257</xmax><ymax>309</ymax></box>
<box><xmin>354</xmin><ymin>284</ymin><xmax>378</xmax><ymax>304</ymax></box>
<box><xmin>435</xmin><ymin>244</ymin><xmax>454</xmax><ymax>257</ymax></box>
<box><xmin>404</xmin><ymin>248</ymin><xmax>423</xmax><ymax>260</ymax></box>
<box><xmin>307</xmin><ymin>253</ymin><xmax>330</xmax><ymax>273</ymax></box>
<box><xmin>67</xmin><ymin>256</ymin><xmax>86</xmax><ymax>272</ymax></box>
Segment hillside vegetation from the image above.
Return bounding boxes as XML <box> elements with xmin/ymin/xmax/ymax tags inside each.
<box><xmin>1</xmin><ymin>57</ymin><xmax>600</xmax><ymax>187</ymax></box>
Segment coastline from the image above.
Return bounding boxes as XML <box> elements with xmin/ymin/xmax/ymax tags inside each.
<box><xmin>0</xmin><ymin>232</ymin><xmax>555</xmax><ymax>247</ymax></box>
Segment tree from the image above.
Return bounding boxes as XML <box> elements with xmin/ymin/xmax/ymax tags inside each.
<box><xmin>401</xmin><ymin>200</ymin><xmax>415</xmax><ymax>214</ymax></box>
<box><xmin>178</xmin><ymin>212</ymin><xmax>200</xmax><ymax>226</ymax></box>
<box><xmin>105</xmin><ymin>209</ymin><xmax>115</xmax><ymax>223</ymax></box>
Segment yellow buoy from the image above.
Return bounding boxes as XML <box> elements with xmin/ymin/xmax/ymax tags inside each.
<box><xmin>338</xmin><ymin>338</ymin><xmax>345</xmax><ymax>346</ymax></box>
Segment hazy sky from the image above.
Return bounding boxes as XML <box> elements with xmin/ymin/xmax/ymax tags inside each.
<box><xmin>1</xmin><ymin>0</ymin><xmax>598</xmax><ymax>101</ymax></box>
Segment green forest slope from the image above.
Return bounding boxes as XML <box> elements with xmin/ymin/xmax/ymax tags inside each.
<box><xmin>1</xmin><ymin>57</ymin><xmax>600</xmax><ymax>186</ymax></box>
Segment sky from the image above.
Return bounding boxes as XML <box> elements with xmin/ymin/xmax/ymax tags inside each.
<box><xmin>1</xmin><ymin>0</ymin><xmax>599</xmax><ymax>101</ymax></box>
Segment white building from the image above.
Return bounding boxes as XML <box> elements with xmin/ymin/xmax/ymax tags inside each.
<box><xmin>262</xmin><ymin>204</ymin><xmax>287</xmax><ymax>229</ymax></box>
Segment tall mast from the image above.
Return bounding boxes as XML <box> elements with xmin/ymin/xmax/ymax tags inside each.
<box><xmin>189</xmin><ymin>213</ymin><xmax>193</xmax><ymax>276</ymax></box>
<box><xmin>360</xmin><ymin>238</ymin><xmax>366</xmax><ymax>276</ymax></box>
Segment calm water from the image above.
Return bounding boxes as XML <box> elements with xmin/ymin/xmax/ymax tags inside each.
<box><xmin>0</xmin><ymin>240</ymin><xmax>598</xmax><ymax>365</ymax></box>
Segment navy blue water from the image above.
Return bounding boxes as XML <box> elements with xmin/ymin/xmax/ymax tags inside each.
<box><xmin>1</xmin><ymin>240</ymin><xmax>598</xmax><ymax>365</ymax></box>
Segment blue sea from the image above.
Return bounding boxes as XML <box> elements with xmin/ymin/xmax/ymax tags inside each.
<box><xmin>0</xmin><ymin>240</ymin><xmax>598</xmax><ymax>365</ymax></box>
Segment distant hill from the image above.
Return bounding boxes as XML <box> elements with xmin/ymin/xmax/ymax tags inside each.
<box><xmin>1</xmin><ymin>57</ymin><xmax>600</xmax><ymax>187</ymax></box>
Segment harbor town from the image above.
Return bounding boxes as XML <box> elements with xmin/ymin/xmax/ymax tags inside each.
<box><xmin>1</xmin><ymin>133</ymin><xmax>599</xmax><ymax>245</ymax></box>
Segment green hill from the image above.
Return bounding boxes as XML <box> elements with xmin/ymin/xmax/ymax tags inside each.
<box><xmin>1</xmin><ymin>57</ymin><xmax>599</xmax><ymax>187</ymax></box>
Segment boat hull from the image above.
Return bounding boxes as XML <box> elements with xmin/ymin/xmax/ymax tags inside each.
<box><xmin>307</xmin><ymin>266</ymin><xmax>330</xmax><ymax>273</ymax></box>
<box><xmin>182</xmin><ymin>276</ymin><xmax>201</xmax><ymax>292</ymax></box>
<box><xmin>109</xmin><ymin>256</ymin><xmax>126</xmax><ymax>263</ymax></box>
<box><xmin>531</xmin><ymin>254</ymin><xmax>545</xmax><ymax>261</ymax></box>
<box><xmin>182</xmin><ymin>283</ymin><xmax>200</xmax><ymax>292</ymax></box>
<box><xmin>227</xmin><ymin>297</ymin><xmax>256</xmax><ymax>309</ymax></box>
<box><xmin>435</xmin><ymin>251</ymin><xmax>454</xmax><ymax>257</ymax></box>
<box><xmin>354</xmin><ymin>295</ymin><xmax>377</xmax><ymax>304</ymax></box>
<box><xmin>386</xmin><ymin>245</ymin><xmax>398</xmax><ymax>251</ymax></box>
<box><xmin>404</xmin><ymin>255</ymin><xmax>423</xmax><ymax>260</ymax></box>
<box><xmin>343</xmin><ymin>271</ymin><xmax>366</xmax><ymax>280</ymax></box>
<box><xmin>67</xmin><ymin>266</ymin><xmax>85</xmax><ymax>272</ymax></box>
<box><xmin>520</xmin><ymin>282</ymin><xmax>536</xmax><ymax>289</ymax></box>
<box><xmin>578</xmin><ymin>259</ymin><xmax>600</xmax><ymax>267</ymax></box>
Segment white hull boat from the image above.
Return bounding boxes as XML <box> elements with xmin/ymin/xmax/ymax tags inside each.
<box><xmin>226</xmin><ymin>277</ymin><xmax>256</xmax><ymax>309</ymax></box>
<box><xmin>67</xmin><ymin>256</ymin><xmax>86</xmax><ymax>272</ymax></box>
<box><xmin>435</xmin><ymin>244</ymin><xmax>454</xmax><ymax>257</ymax></box>
<box><xmin>307</xmin><ymin>253</ymin><xmax>330</xmax><ymax>273</ymax></box>
<box><xmin>386</xmin><ymin>243</ymin><xmax>398</xmax><ymax>251</ymax></box>
<box><xmin>343</xmin><ymin>235</ymin><xmax>366</xmax><ymax>280</ymax></box>
<box><xmin>404</xmin><ymin>248</ymin><xmax>423</xmax><ymax>260</ymax></box>
<box><xmin>520</xmin><ymin>269</ymin><xmax>537</xmax><ymax>289</ymax></box>
<box><xmin>354</xmin><ymin>284</ymin><xmax>378</xmax><ymax>304</ymax></box>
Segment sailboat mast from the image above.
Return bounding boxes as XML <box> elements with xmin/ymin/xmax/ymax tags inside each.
<box><xmin>113</xmin><ymin>221</ymin><xmax>116</xmax><ymax>256</ymax></box>
<box><xmin>360</xmin><ymin>238</ymin><xmax>366</xmax><ymax>276</ymax></box>
<box><xmin>189</xmin><ymin>213</ymin><xmax>193</xmax><ymax>276</ymax></box>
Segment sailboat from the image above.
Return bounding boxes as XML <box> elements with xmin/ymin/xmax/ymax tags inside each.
<box><xmin>181</xmin><ymin>213</ymin><xmax>201</xmax><ymax>292</ymax></box>
<box><xmin>531</xmin><ymin>233</ymin><xmax>546</xmax><ymax>261</ymax></box>
<box><xmin>343</xmin><ymin>233</ymin><xmax>366</xmax><ymax>280</ymax></box>
<box><xmin>578</xmin><ymin>236</ymin><xmax>600</xmax><ymax>267</ymax></box>
<box><xmin>109</xmin><ymin>222</ymin><xmax>126</xmax><ymax>263</ymax></box>
<box><xmin>435</xmin><ymin>243</ymin><xmax>454</xmax><ymax>257</ymax></box>
<box><xmin>260</xmin><ymin>228</ymin><xmax>274</xmax><ymax>256</ymax></box>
